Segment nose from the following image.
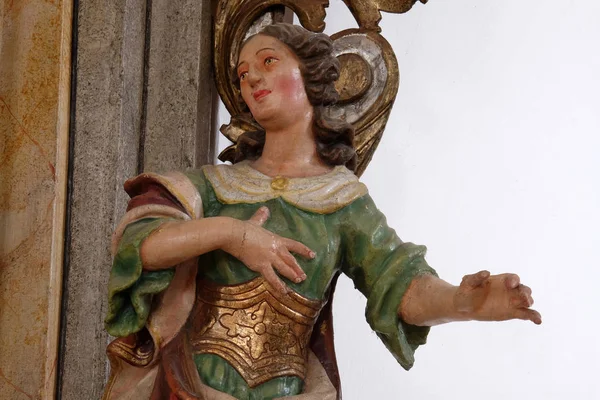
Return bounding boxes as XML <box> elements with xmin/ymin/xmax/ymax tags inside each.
<box><xmin>246</xmin><ymin>69</ymin><xmax>263</xmax><ymax>87</ymax></box>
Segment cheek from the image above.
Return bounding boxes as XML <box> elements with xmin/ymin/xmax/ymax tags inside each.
<box><xmin>240</xmin><ymin>84</ymin><xmax>252</xmax><ymax>106</ymax></box>
<box><xmin>273</xmin><ymin>68</ymin><xmax>306</xmax><ymax>103</ymax></box>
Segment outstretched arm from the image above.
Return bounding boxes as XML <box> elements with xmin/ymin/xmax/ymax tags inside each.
<box><xmin>399</xmin><ymin>271</ymin><xmax>542</xmax><ymax>326</ymax></box>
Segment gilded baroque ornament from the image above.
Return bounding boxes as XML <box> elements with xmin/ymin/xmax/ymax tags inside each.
<box><xmin>215</xmin><ymin>0</ymin><xmax>429</xmax><ymax>176</ymax></box>
<box><xmin>190</xmin><ymin>278</ymin><xmax>324</xmax><ymax>387</ymax></box>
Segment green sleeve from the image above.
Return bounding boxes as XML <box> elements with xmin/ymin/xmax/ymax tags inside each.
<box><xmin>104</xmin><ymin>218</ymin><xmax>175</xmax><ymax>337</ymax></box>
<box><xmin>184</xmin><ymin>167</ymin><xmax>222</xmax><ymax>217</ymax></box>
<box><xmin>339</xmin><ymin>194</ymin><xmax>438</xmax><ymax>370</ymax></box>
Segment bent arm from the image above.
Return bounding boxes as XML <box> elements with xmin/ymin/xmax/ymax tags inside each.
<box><xmin>106</xmin><ymin>216</ymin><xmax>241</xmax><ymax>337</ymax></box>
<box><xmin>140</xmin><ymin>216</ymin><xmax>238</xmax><ymax>270</ymax></box>
<box><xmin>140</xmin><ymin>207</ymin><xmax>312</xmax><ymax>292</ymax></box>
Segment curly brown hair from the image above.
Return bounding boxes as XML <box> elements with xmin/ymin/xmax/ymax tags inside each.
<box><xmin>232</xmin><ymin>23</ymin><xmax>357</xmax><ymax>171</ymax></box>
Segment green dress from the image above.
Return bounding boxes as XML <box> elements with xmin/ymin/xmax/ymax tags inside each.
<box><xmin>105</xmin><ymin>162</ymin><xmax>437</xmax><ymax>400</ymax></box>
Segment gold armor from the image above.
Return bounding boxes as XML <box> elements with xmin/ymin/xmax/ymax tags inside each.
<box><xmin>190</xmin><ymin>278</ymin><xmax>325</xmax><ymax>388</ymax></box>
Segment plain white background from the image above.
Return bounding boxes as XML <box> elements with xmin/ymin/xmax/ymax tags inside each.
<box><xmin>217</xmin><ymin>1</ymin><xmax>600</xmax><ymax>398</ymax></box>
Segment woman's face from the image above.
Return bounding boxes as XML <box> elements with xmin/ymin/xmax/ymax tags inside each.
<box><xmin>237</xmin><ymin>35</ymin><xmax>312</xmax><ymax>128</ymax></box>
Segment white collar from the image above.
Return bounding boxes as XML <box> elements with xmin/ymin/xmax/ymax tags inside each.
<box><xmin>203</xmin><ymin>161</ymin><xmax>368</xmax><ymax>214</ymax></box>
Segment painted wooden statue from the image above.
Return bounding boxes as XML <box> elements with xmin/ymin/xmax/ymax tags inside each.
<box><xmin>103</xmin><ymin>4</ymin><xmax>541</xmax><ymax>400</ymax></box>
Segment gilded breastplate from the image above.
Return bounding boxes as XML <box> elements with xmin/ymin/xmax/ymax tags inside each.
<box><xmin>189</xmin><ymin>278</ymin><xmax>325</xmax><ymax>388</ymax></box>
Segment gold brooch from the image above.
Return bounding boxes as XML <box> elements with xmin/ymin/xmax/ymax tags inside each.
<box><xmin>270</xmin><ymin>176</ymin><xmax>288</xmax><ymax>191</ymax></box>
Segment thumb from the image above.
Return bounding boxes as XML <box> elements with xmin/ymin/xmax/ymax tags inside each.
<box><xmin>461</xmin><ymin>270</ymin><xmax>490</xmax><ymax>289</ymax></box>
<box><xmin>248</xmin><ymin>206</ymin><xmax>270</xmax><ymax>226</ymax></box>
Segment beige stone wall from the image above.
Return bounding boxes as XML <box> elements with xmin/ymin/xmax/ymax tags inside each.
<box><xmin>56</xmin><ymin>1</ymin><xmax>216</xmax><ymax>398</ymax></box>
<box><xmin>0</xmin><ymin>1</ymin><xmax>72</xmax><ymax>399</ymax></box>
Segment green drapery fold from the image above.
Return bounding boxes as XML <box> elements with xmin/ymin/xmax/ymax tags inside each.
<box><xmin>339</xmin><ymin>194</ymin><xmax>438</xmax><ymax>370</ymax></box>
<box><xmin>105</xmin><ymin>218</ymin><xmax>175</xmax><ymax>337</ymax></box>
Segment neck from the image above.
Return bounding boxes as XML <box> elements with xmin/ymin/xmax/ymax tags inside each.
<box><xmin>252</xmin><ymin>113</ymin><xmax>332</xmax><ymax>178</ymax></box>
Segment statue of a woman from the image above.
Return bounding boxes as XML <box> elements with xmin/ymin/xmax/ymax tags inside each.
<box><xmin>103</xmin><ymin>23</ymin><xmax>541</xmax><ymax>400</ymax></box>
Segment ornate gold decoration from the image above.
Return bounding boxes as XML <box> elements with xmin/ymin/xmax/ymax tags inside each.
<box><xmin>214</xmin><ymin>0</ymin><xmax>428</xmax><ymax>176</ymax></box>
<box><xmin>190</xmin><ymin>278</ymin><xmax>324</xmax><ymax>388</ymax></box>
<box><xmin>107</xmin><ymin>331</ymin><xmax>155</xmax><ymax>367</ymax></box>
<box><xmin>270</xmin><ymin>176</ymin><xmax>289</xmax><ymax>191</ymax></box>
<box><xmin>335</xmin><ymin>53</ymin><xmax>373</xmax><ymax>104</ymax></box>
<box><xmin>342</xmin><ymin>0</ymin><xmax>428</xmax><ymax>32</ymax></box>
<box><xmin>325</xmin><ymin>29</ymin><xmax>400</xmax><ymax>176</ymax></box>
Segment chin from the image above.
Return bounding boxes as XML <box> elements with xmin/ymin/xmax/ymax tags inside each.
<box><xmin>248</xmin><ymin>105</ymin><xmax>278</xmax><ymax>124</ymax></box>
<box><xmin>252</xmin><ymin>114</ymin><xmax>278</xmax><ymax>129</ymax></box>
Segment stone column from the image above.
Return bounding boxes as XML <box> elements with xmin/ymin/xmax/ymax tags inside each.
<box><xmin>143</xmin><ymin>0</ymin><xmax>217</xmax><ymax>172</ymax></box>
<box><xmin>57</xmin><ymin>0</ymin><xmax>216</xmax><ymax>398</ymax></box>
<box><xmin>0</xmin><ymin>1</ymin><xmax>73</xmax><ymax>399</ymax></box>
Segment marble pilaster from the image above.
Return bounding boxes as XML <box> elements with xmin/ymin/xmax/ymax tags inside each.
<box><xmin>0</xmin><ymin>1</ymin><xmax>73</xmax><ymax>398</ymax></box>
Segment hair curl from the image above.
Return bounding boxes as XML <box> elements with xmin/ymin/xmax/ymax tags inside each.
<box><xmin>232</xmin><ymin>23</ymin><xmax>356</xmax><ymax>171</ymax></box>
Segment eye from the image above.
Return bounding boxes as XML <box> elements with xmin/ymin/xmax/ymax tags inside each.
<box><xmin>239</xmin><ymin>71</ymin><xmax>248</xmax><ymax>81</ymax></box>
<box><xmin>264</xmin><ymin>57</ymin><xmax>278</xmax><ymax>66</ymax></box>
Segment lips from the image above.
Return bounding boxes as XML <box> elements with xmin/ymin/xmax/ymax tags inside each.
<box><xmin>252</xmin><ymin>89</ymin><xmax>271</xmax><ymax>101</ymax></box>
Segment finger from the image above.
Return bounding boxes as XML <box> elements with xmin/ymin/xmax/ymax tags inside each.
<box><xmin>526</xmin><ymin>295</ymin><xmax>534</xmax><ymax>307</ymax></box>
<box><xmin>518</xmin><ymin>284</ymin><xmax>532</xmax><ymax>296</ymax></box>
<box><xmin>503</xmin><ymin>274</ymin><xmax>521</xmax><ymax>290</ymax></box>
<box><xmin>513</xmin><ymin>308</ymin><xmax>542</xmax><ymax>325</ymax></box>
<box><xmin>461</xmin><ymin>270</ymin><xmax>490</xmax><ymax>288</ymax></box>
<box><xmin>282</xmin><ymin>238</ymin><xmax>315</xmax><ymax>259</ymax></box>
<box><xmin>510</xmin><ymin>293</ymin><xmax>534</xmax><ymax>308</ymax></box>
<box><xmin>509</xmin><ymin>284</ymin><xmax>534</xmax><ymax>307</ymax></box>
<box><xmin>273</xmin><ymin>258</ymin><xmax>305</xmax><ymax>284</ymax></box>
<box><xmin>262</xmin><ymin>266</ymin><xmax>289</xmax><ymax>294</ymax></box>
<box><xmin>278</xmin><ymin>250</ymin><xmax>306</xmax><ymax>282</ymax></box>
<box><xmin>248</xmin><ymin>206</ymin><xmax>270</xmax><ymax>226</ymax></box>
<box><xmin>519</xmin><ymin>285</ymin><xmax>534</xmax><ymax>307</ymax></box>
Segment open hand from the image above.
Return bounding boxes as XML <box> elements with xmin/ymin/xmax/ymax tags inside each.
<box><xmin>222</xmin><ymin>206</ymin><xmax>315</xmax><ymax>294</ymax></box>
<box><xmin>454</xmin><ymin>271</ymin><xmax>542</xmax><ymax>325</ymax></box>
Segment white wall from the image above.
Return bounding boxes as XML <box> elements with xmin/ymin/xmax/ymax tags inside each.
<box><xmin>217</xmin><ymin>1</ymin><xmax>600</xmax><ymax>398</ymax></box>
